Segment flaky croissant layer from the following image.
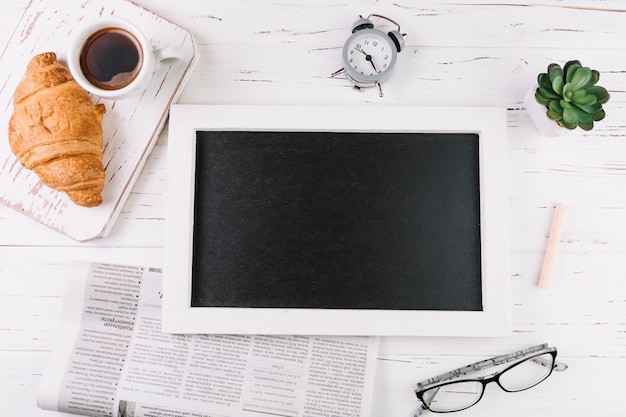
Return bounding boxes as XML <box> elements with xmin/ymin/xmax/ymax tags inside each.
<box><xmin>8</xmin><ymin>52</ymin><xmax>106</xmax><ymax>207</ymax></box>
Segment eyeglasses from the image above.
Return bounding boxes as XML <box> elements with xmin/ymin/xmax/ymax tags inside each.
<box><xmin>413</xmin><ymin>343</ymin><xmax>568</xmax><ymax>415</ymax></box>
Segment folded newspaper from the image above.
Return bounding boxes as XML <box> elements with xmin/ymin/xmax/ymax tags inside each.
<box><xmin>38</xmin><ymin>262</ymin><xmax>378</xmax><ymax>417</ymax></box>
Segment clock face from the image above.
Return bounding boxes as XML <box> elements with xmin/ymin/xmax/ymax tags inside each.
<box><xmin>342</xmin><ymin>29</ymin><xmax>397</xmax><ymax>86</ymax></box>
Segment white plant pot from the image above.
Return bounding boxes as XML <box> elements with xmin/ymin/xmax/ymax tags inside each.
<box><xmin>525</xmin><ymin>89</ymin><xmax>567</xmax><ymax>137</ymax></box>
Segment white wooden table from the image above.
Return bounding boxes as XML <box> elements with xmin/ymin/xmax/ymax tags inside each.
<box><xmin>1</xmin><ymin>1</ymin><xmax>625</xmax><ymax>416</ymax></box>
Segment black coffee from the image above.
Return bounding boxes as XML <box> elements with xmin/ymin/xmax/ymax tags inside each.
<box><xmin>80</xmin><ymin>28</ymin><xmax>143</xmax><ymax>90</ymax></box>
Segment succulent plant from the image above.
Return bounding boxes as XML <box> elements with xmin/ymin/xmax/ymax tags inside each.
<box><xmin>535</xmin><ymin>60</ymin><xmax>610</xmax><ymax>131</ymax></box>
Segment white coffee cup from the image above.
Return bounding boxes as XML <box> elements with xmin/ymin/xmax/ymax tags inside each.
<box><xmin>67</xmin><ymin>16</ymin><xmax>183</xmax><ymax>100</ymax></box>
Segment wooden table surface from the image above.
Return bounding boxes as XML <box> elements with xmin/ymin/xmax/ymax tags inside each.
<box><xmin>1</xmin><ymin>1</ymin><xmax>625</xmax><ymax>416</ymax></box>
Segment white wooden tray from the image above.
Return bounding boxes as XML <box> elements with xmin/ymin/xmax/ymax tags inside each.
<box><xmin>0</xmin><ymin>0</ymin><xmax>198</xmax><ymax>241</ymax></box>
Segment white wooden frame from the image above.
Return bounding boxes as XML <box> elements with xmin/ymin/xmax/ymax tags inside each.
<box><xmin>163</xmin><ymin>105</ymin><xmax>510</xmax><ymax>336</ymax></box>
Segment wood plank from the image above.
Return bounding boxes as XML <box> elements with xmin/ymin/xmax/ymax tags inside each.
<box><xmin>140</xmin><ymin>0</ymin><xmax>626</xmax><ymax>48</ymax></box>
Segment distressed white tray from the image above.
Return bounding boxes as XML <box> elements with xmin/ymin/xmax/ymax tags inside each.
<box><xmin>0</xmin><ymin>0</ymin><xmax>198</xmax><ymax>241</ymax></box>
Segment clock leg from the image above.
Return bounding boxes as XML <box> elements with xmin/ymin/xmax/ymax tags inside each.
<box><xmin>330</xmin><ymin>68</ymin><xmax>345</xmax><ymax>77</ymax></box>
<box><xmin>376</xmin><ymin>81</ymin><xmax>383</xmax><ymax>97</ymax></box>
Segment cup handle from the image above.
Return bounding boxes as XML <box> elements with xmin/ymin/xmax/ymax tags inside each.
<box><xmin>155</xmin><ymin>47</ymin><xmax>184</xmax><ymax>65</ymax></box>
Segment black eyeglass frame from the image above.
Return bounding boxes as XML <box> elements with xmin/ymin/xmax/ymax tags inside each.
<box><xmin>413</xmin><ymin>343</ymin><xmax>568</xmax><ymax>415</ymax></box>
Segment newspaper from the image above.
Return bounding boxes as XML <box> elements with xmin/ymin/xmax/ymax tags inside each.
<box><xmin>38</xmin><ymin>262</ymin><xmax>378</xmax><ymax>417</ymax></box>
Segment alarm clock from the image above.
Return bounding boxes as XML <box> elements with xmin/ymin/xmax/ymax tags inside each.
<box><xmin>331</xmin><ymin>14</ymin><xmax>406</xmax><ymax>97</ymax></box>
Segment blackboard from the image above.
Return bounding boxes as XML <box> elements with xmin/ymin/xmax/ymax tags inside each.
<box><xmin>191</xmin><ymin>130</ymin><xmax>482</xmax><ymax>311</ymax></box>
<box><xmin>163</xmin><ymin>105</ymin><xmax>510</xmax><ymax>336</ymax></box>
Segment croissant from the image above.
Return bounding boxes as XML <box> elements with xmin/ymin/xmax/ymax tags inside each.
<box><xmin>8</xmin><ymin>52</ymin><xmax>106</xmax><ymax>207</ymax></box>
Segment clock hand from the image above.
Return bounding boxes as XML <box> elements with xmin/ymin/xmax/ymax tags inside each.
<box><xmin>365</xmin><ymin>54</ymin><xmax>378</xmax><ymax>72</ymax></box>
<box><xmin>355</xmin><ymin>48</ymin><xmax>379</xmax><ymax>73</ymax></box>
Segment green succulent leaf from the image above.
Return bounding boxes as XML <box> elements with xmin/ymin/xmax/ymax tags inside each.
<box><xmin>552</xmin><ymin>76</ymin><xmax>564</xmax><ymax>95</ymax></box>
<box><xmin>569</xmin><ymin>67</ymin><xmax>593</xmax><ymax>91</ymax></box>
<box><xmin>561</xmin><ymin>108</ymin><xmax>579</xmax><ymax>129</ymax></box>
<box><xmin>563</xmin><ymin>60</ymin><xmax>582</xmax><ymax>82</ymax></box>
<box><xmin>573</xmin><ymin>107</ymin><xmax>595</xmax><ymax>130</ymax></box>
<box><xmin>586</xmin><ymin>86</ymin><xmax>610</xmax><ymax>104</ymax></box>
<box><xmin>574</xmin><ymin>101</ymin><xmax>602</xmax><ymax>114</ymax></box>
<box><xmin>562</xmin><ymin>83</ymin><xmax>573</xmax><ymax>102</ymax></box>
<box><xmin>546</xmin><ymin>100</ymin><xmax>563</xmax><ymax>121</ymax></box>
<box><xmin>546</xmin><ymin>109</ymin><xmax>561</xmax><ymax>121</ymax></box>
<box><xmin>571</xmin><ymin>90</ymin><xmax>597</xmax><ymax>106</ymax></box>
<box><xmin>537</xmin><ymin>73</ymin><xmax>559</xmax><ymax>98</ymax></box>
<box><xmin>590</xmin><ymin>70</ymin><xmax>600</xmax><ymax>87</ymax></box>
<box><xmin>593</xmin><ymin>109</ymin><xmax>606</xmax><ymax>122</ymax></box>
<box><xmin>560</xmin><ymin>99</ymin><xmax>572</xmax><ymax>110</ymax></box>
<box><xmin>548</xmin><ymin>100</ymin><xmax>563</xmax><ymax>114</ymax></box>
<box><xmin>574</xmin><ymin>107</ymin><xmax>594</xmax><ymax>125</ymax></box>
<box><xmin>548</xmin><ymin>63</ymin><xmax>563</xmax><ymax>83</ymax></box>
<box><xmin>535</xmin><ymin>90</ymin><xmax>552</xmax><ymax>105</ymax></box>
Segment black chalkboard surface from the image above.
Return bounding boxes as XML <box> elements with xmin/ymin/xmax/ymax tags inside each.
<box><xmin>191</xmin><ymin>131</ymin><xmax>482</xmax><ymax>311</ymax></box>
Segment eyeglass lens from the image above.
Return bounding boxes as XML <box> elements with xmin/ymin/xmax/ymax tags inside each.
<box><xmin>421</xmin><ymin>381</ymin><xmax>484</xmax><ymax>412</ymax></box>
<box><xmin>498</xmin><ymin>352</ymin><xmax>554</xmax><ymax>391</ymax></box>
<box><xmin>420</xmin><ymin>352</ymin><xmax>555</xmax><ymax>413</ymax></box>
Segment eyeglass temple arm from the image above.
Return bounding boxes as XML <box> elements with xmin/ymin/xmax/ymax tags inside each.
<box><xmin>534</xmin><ymin>355</ymin><xmax>568</xmax><ymax>372</ymax></box>
<box><xmin>413</xmin><ymin>388</ymin><xmax>439</xmax><ymax>417</ymax></box>
<box><xmin>415</xmin><ymin>343</ymin><xmax>566</xmax><ymax>390</ymax></box>
<box><xmin>413</xmin><ymin>403</ymin><xmax>429</xmax><ymax>417</ymax></box>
